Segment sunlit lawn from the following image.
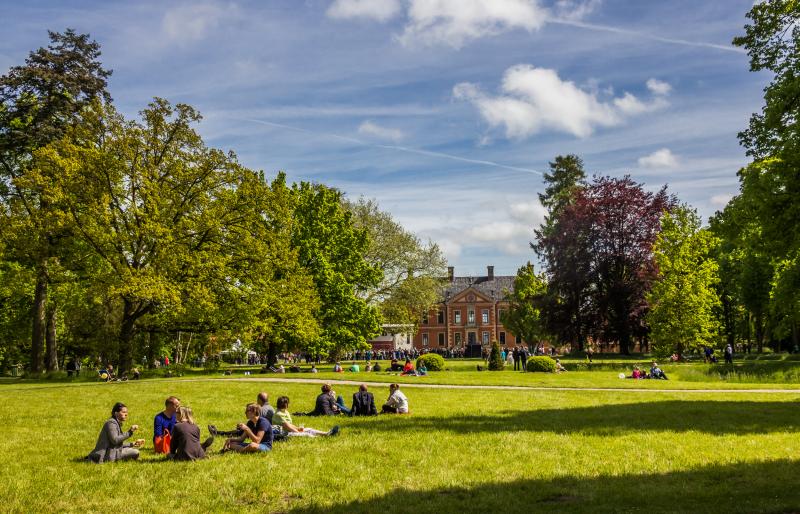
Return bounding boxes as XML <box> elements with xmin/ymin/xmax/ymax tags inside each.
<box><xmin>1</xmin><ymin>378</ymin><xmax>799</xmax><ymax>513</ymax></box>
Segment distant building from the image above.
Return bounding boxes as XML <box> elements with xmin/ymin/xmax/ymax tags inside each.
<box><xmin>414</xmin><ymin>265</ymin><xmax>520</xmax><ymax>353</ymax></box>
<box><xmin>368</xmin><ymin>324</ymin><xmax>414</xmax><ymax>351</ymax></box>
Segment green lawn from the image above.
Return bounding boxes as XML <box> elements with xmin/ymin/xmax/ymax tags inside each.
<box><xmin>1</xmin><ymin>378</ymin><xmax>799</xmax><ymax>513</ymax></box>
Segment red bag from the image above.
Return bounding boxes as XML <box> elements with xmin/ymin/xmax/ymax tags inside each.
<box><xmin>154</xmin><ymin>429</ymin><xmax>171</xmax><ymax>454</ymax></box>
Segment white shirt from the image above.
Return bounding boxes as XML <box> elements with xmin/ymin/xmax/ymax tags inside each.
<box><xmin>387</xmin><ymin>390</ymin><xmax>409</xmax><ymax>413</ymax></box>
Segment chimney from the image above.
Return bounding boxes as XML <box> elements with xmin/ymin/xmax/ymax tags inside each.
<box><xmin>447</xmin><ymin>266</ymin><xmax>454</xmax><ymax>282</ymax></box>
<box><xmin>487</xmin><ymin>265</ymin><xmax>494</xmax><ymax>280</ymax></box>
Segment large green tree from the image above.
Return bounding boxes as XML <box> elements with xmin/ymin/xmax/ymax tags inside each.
<box><xmin>647</xmin><ymin>207</ymin><xmax>721</xmax><ymax>356</ymax></box>
<box><xmin>501</xmin><ymin>262</ymin><xmax>548</xmax><ymax>347</ymax></box>
<box><xmin>43</xmin><ymin>99</ymin><xmax>246</xmax><ymax>372</ymax></box>
<box><xmin>285</xmin><ymin>182</ymin><xmax>382</xmax><ymax>359</ymax></box>
<box><xmin>0</xmin><ymin>29</ymin><xmax>111</xmax><ymax>372</ymax></box>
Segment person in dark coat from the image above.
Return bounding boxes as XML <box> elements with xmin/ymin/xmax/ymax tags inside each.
<box><xmin>308</xmin><ymin>384</ymin><xmax>340</xmax><ymax>416</ymax></box>
<box><xmin>512</xmin><ymin>347</ymin><xmax>520</xmax><ymax>371</ymax></box>
<box><xmin>351</xmin><ymin>384</ymin><xmax>377</xmax><ymax>416</ymax></box>
<box><xmin>169</xmin><ymin>406</ymin><xmax>214</xmax><ymax>461</ymax></box>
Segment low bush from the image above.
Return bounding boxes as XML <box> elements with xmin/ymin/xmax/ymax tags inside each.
<box><xmin>526</xmin><ymin>356</ymin><xmax>557</xmax><ymax>373</ymax></box>
<box><xmin>417</xmin><ymin>353</ymin><xmax>445</xmax><ymax>371</ymax></box>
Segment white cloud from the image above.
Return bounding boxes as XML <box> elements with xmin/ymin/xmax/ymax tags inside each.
<box><xmin>398</xmin><ymin>0</ymin><xmax>548</xmax><ymax>48</ymax></box>
<box><xmin>710</xmin><ymin>194</ymin><xmax>733</xmax><ymax>207</ymax></box>
<box><xmin>613</xmin><ymin>92</ymin><xmax>668</xmax><ymax>115</ymax></box>
<box><xmin>638</xmin><ymin>148</ymin><xmax>679</xmax><ymax>168</ymax></box>
<box><xmin>553</xmin><ymin>0</ymin><xmax>602</xmax><ymax>21</ymax></box>
<box><xmin>455</xmin><ymin>64</ymin><xmax>668</xmax><ymax>139</ymax></box>
<box><xmin>646</xmin><ymin>78</ymin><xmax>672</xmax><ymax>96</ymax></box>
<box><xmin>327</xmin><ymin>0</ymin><xmax>402</xmax><ymax>22</ymax></box>
<box><xmin>357</xmin><ymin>120</ymin><xmax>405</xmax><ymax>142</ymax></box>
<box><xmin>509</xmin><ymin>201</ymin><xmax>547</xmax><ymax>225</ymax></box>
<box><xmin>162</xmin><ymin>3</ymin><xmax>234</xmax><ymax>42</ymax></box>
<box><xmin>468</xmin><ymin>221</ymin><xmax>530</xmax><ymax>242</ymax></box>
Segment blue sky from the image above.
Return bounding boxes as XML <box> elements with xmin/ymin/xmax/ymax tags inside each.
<box><xmin>0</xmin><ymin>0</ymin><xmax>766</xmax><ymax>276</ymax></box>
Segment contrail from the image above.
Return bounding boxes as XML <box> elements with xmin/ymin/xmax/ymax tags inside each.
<box><xmin>239</xmin><ymin>117</ymin><xmax>543</xmax><ymax>176</ymax></box>
<box><xmin>549</xmin><ymin>18</ymin><xmax>746</xmax><ymax>54</ymax></box>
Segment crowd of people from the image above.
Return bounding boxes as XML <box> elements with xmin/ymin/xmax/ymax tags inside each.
<box><xmin>86</xmin><ymin>383</ymin><xmax>410</xmax><ymax>463</ymax></box>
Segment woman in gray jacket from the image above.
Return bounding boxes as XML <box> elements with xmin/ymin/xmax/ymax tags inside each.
<box><xmin>87</xmin><ymin>402</ymin><xmax>143</xmax><ymax>463</ymax></box>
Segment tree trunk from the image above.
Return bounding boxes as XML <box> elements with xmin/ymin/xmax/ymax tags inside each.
<box><xmin>267</xmin><ymin>341</ymin><xmax>278</xmax><ymax>367</ymax></box>
<box><xmin>118</xmin><ymin>300</ymin><xmax>137</xmax><ymax>375</ymax></box>
<box><xmin>45</xmin><ymin>305</ymin><xmax>58</xmax><ymax>372</ymax></box>
<box><xmin>755</xmin><ymin>311</ymin><xmax>764</xmax><ymax>353</ymax></box>
<box><xmin>30</xmin><ymin>264</ymin><xmax>48</xmax><ymax>373</ymax></box>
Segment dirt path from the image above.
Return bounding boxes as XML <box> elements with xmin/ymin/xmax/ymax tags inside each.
<box><xmin>198</xmin><ymin>377</ymin><xmax>800</xmax><ymax>394</ymax></box>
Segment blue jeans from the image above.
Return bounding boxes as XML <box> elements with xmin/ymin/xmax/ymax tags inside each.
<box><xmin>336</xmin><ymin>395</ymin><xmax>351</xmax><ymax>415</ymax></box>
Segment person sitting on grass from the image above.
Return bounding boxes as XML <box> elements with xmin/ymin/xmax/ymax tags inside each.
<box><xmin>273</xmin><ymin>396</ymin><xmax>340</xmax><ymax>438</ymax></box>
<box><xmin>349</xmin><ymin>362</ymin><xmax>360</xmax><ymax>372</ymax></box>
<box><xmin>257</xmin><ymin>391</ymin><xmax>275</xmax><ymax>423</ymax></box>
<box><xmin>650</xmin><ymin>361</ymin><xmax>668</xmax><ymax>380</ymax></box>
<box><xmin>87</xmin><ymin>402</ymin><xmax>144</xmax><ymax>463</ymax></box>
<box><xmin>365</xmin><ymin>361</ymin><xmax>373</xmax><ymax>372</ymax></box>
<box><xmin>389</xmin><ymin>359</ymin><xmax>403</xmax><ymax>372</ymax></box>
<box><xmin>311</xmin><ymin>364</ymin><xmax>318</xmax><ymax>374</ymax></box>
<box><xmin>307</xmin><ymin>384</ymin><xmax>342</xmax><ymax>416</ymax></box>
<box><xmin>373</xmin><ymin>361</ymin><xmax>382</xmax><ymax>372</ymax></box>
<box><xmin>400</xmin><ymin>359</ymin><xmax>416</xmax><ymax>376</ymax></box>
<box><xmin>333</xmin><ymin>362</ymin><xmax>343</xmax><ymax>373</ymax></box>
<box><xmin>221</xmin><ymin>403</ymin><xmax>273</xmax><ymax>453</ymax></box>
<box><xmin>351</xmin><ymin>384</ymin><xmax>378</xmax><ymax>416</ymax></box>
<box><xmin>417</xmin><ymin>362</ymin><xmax>427</xmax><ymax>376</ymax></box>
<box><xmin>382</xmin><ymin>383</ymin><xmax>409</xmax><ymax>414</ymax></box>
<box><xmin>153</xmin><ymin>396</ymin><xmax>180</xmax><ymax>453</ymax></box>
<box><xmin>555</xmin><ymin>359</ymin><xmax>567</xmax><ymax>373</ymax></box>
<box><xmin>169</xmin><ymin>406</ymin><xmax>214</xmax><ymax>461</ymax></box>
<box><xmin>630</xmin><ymin>366</ymin><xmax>643</xmax><ymax>379</ymax></box>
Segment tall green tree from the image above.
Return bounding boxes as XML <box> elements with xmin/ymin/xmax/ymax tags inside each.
<box><xmin>501</xmin><ymin>262</ymin><xmax>548</xmax><ymax>347</ymax></box>
<box><xmin>0</xmin><ymin>29</ymin><xmax>111</xmax><ymax>372</ymax></box>
<box><xmin>43</xmin><ymin>99</ymin><xmax>245</xmax><ymax>372</ymax></box>
<box><xmin>285</xmin><ymin>182</ymin><xmax>382</xmax><ymax>359</ymax></box>
<box><xmin>647</xmin><ymin>207</ymin><xmax>721</xmax><ymax>356</ymax></box>
<box><xmin>730</xmin><ymin>1</ymin><xmax>800</xmax><ymax>349</ymax></box>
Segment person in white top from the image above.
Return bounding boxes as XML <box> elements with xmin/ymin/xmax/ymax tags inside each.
<box><xmin>381</xmin><ymin>383</ymin><xmax>409</xmax><ymax>414</ymax></box>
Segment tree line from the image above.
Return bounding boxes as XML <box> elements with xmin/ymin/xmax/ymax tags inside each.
<box><xmin>503</xmin><ymin>1</ymin><xmax>800</xmax><ymax>357</ymax></box>
<box><xmin>0</xmin><ymin>30</ymin><xmax>445</xmax><ymax>374</ymax></box>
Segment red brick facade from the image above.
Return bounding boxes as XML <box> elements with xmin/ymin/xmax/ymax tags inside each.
<box><xmin>413</xmin><ymin>266</ymin><xmax>519</xmax><ymax>350</ymax></box>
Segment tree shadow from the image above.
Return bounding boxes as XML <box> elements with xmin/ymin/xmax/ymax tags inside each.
<box><xmin>360</xmin><ymin>400</ymin><xmax>800</xmax><ymax>435</ymax></box>
<box><xmin>290</xmin><ymin>459</ymin><xmax>800</xmax><ymax>513</ymax></box>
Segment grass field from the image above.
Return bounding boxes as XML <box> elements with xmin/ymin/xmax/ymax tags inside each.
<box><xmin>2</xmin><ymin>373</ymin><xmax>800</xmax><ymax>513</ymax></box>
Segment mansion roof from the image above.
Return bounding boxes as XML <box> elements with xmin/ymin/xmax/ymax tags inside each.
<box><xmin>442</xmin><ymin>267</ymin><xmax>514</xmax><ymax>303</ymax></box>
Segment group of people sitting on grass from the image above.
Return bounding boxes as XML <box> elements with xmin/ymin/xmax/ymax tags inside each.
<box><xmin>328</xmin><ymin>358</ymin><xmax>425</xmax><ymax>376</ymax></box>
<box><xmin>86</xmin><ymin>383</ymin><xmax>409</xmax><ymax>463</ymax></box>
<box><xmin>626</xmin><ymin>362</ymin><xmax>668</xmax><ymax>380</ymax></box>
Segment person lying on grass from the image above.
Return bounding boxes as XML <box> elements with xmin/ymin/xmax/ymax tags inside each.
<box><xmin>381</xmin><ymin>383</ymin><xmax>409</xmax><ymax>414</ymax></box>
<box><xmin>221</xmin><ymin>403</ymin><xmax>273</xmax><ymax>453</ymax></box>
<box><xmin>273</xmin><ymin>396</ymin><xmax>340</xmax><ymax>438</ymax></box>
<box><xmin>87</xmin><ymin>402</ymin><xmax>144</xmax><ymax>463</ymax></box>
<box><xmin>168</xmin><ymin>406</ymin><xmax>214</xmax><ymax>461</ymax></box>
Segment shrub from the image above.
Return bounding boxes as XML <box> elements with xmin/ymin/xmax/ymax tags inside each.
<box><xmin>488</xmin><ymin>340</ymin><xmax>504</xmax><ymax>370</ymax></box>
<box><xmin>526</xmin><ymin>355</ymin><xmax>557</xmax><ymax>373</ymax></box>
<box><xmin>416</xmin><ymin>353</ymin><xmax>445</xmax><ymax>371</ymax></box>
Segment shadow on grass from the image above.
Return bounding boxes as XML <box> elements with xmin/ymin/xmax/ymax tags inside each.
<box><xmin>360</xmin><ymin>400</ymin><xmax>800</xmax><ymax>435</ymax></box>
<box><xmin>291</xmin><ymin>459</ymin><xmax>800</xmax><ymax>514</ymax></box>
